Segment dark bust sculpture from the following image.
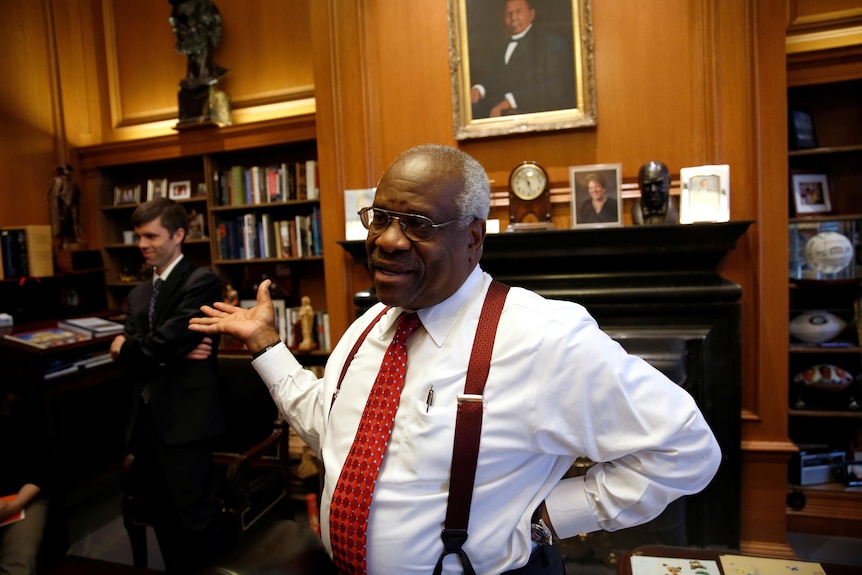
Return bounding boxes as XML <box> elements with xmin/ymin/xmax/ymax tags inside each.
<box><xmin>632</xmin><ymin>160</ymin><xmax>678</xmax><ymax>225</ymax></box>
<box><xmin>169</xmin><ymin>0</ymin><xmax>227</xmax><ymax>90</ymax></box>
<box><xmin>168</xmin><ymin>0</ymin><xmax>231</xmax><ymax>128</ymax></box>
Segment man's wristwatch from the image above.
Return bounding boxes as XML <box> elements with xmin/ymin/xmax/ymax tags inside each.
<box><xmin>531</xmin><ymin>518</ymin><xmax>553</xmax><ymax>546</ymax></box>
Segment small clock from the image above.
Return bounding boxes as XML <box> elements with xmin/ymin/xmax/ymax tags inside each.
<box><xmin>507</xmin><ymin>161</ymin><xmax>555</xmax><ymax>231</ymax></box>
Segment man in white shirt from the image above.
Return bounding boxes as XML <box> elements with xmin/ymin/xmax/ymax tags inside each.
<box><xmin>189</xmin><ymin>144</ymin><xmax>721</xmax><ymax>575</ymax></box>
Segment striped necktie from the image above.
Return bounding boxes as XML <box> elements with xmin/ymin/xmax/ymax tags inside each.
<box><xmin>148</xmin><ymin>278</ymin><xmax>164</xmax><ymax>331</ymax></box>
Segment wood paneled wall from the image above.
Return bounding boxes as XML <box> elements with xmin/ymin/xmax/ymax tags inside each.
<box><xmin>5</xmin><ymin>0</ymin><xmax>860</xmax><ymax>555</ymax></box>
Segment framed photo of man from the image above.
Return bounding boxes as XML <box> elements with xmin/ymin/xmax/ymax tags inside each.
<box><xmin>569</xmin><ymin>163</ymin><xmax>622</xmax><ymax>228</ymax></box>
<box><xmin>448</xmin><ymin>0</ymin><xmax>596</xmax><ymax>140</ymax></box>
<box><xmin>679</xmin><ymin>164</ymin><xmax>731</xmax><ymax>224</ymax></box>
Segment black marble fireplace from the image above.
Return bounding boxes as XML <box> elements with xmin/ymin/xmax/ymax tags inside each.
<box><xmin>340</xmin><ymin>221</ymin><xmax>752</xmax><ymax>552</ymax></box>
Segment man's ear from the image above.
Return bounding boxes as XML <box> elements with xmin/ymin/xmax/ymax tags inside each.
<box><xmin>467</xmin><ymin>219</ymin><xmax>486</xmax><ymax>262</ymax></box>
<box><xmin>174</xmin><ymin>227</ymin><xmax>187</xmax><ymax>243</ymax></box>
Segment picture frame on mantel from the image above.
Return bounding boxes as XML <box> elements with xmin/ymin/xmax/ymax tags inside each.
<box><xmin>447</xmin><ymin>0</ymin><xmax>596</xmax><ymax>140</ymax></box>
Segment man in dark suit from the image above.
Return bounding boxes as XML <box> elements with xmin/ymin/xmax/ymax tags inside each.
<box><xmin>471</xmin><ymin>0</ymin><xmax>577</xmax><ymax>118</ymax></box>
<box><xmin>111</xmin><ymin>198</ymin><xmax>225</xmax><ymax>573</ymax></box>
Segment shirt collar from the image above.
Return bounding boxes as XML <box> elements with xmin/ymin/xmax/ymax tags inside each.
<box><xmin>154</xmin><ymin>253</ymin><xmax>184</xmax><ymax>284</ymax></box>
<box><xmin>511</xmin><ymin>24</ymin><xmax>533</xmax><ymax>41</ymax></box>
<box><xmin>380</xmin><ymin>266</ymin><xmax>485</xmax><ymax>348</ymax></box>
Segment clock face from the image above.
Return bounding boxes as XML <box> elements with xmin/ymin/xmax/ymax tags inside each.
<box><xmin>510</xmin><ymin>163</ymin><xmax>548</xmax><ymax>201</ymax></box>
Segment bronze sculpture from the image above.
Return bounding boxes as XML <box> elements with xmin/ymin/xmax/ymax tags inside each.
<box><xmin>168</xmin><ymin>0</ymin><xmax>231</xmax><ymax>128</ymax></box>
<box><xmin>632</xmin><ymin>160</ymin><xmax>678</xmax><ymax>225</ymax></box>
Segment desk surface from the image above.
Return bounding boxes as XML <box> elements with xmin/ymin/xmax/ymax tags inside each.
<box><xmin>619</xmin><ymin>545</ymin><xmax>858</xmax><ymax>575</ymax></box>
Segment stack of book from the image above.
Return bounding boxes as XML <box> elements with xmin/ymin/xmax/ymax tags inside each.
<box><xmin>58</xmin><ymin>316</ymin><xmax>125</xmax><ymax>337</ymax></box>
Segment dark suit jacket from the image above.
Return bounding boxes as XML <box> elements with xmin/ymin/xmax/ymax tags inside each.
<box><xmin>473</xmin><ymin>25</ymin><xmax>577</xmax><ymax>118</ymax></box>
<box><xmin>117</xmin><ymin>258</ymin><xmax>224</xmax><ymax>446</ymax></box>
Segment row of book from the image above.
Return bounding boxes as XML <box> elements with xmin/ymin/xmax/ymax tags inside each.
<box><xmin>223</xmin><ymin>300</ymin><xmax>331</xmax><ymax>354</ymax></box>
<box><xmin>0</xmin><ymin>225</ymin><xmax>54</xmax><ymax>279</ymax></box>
<box><xmin>213</xmin><ymin>160</ymin><xmax>319</xmax><ymax>207</ymax></box>
<box><xmin>217</xmin><ymin>208</ymin><xmax>323</xmax><ymax>261</ymax></box>
<box><xmin>275</xmin><ymin>302</ymin><xmax>331</xmax><ymax>353</ymax></box>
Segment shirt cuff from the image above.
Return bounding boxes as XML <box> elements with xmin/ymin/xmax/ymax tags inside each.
<box><xmin>543</xmin><ymin>475</ymin><xmax>601</xmax><ymax>538</ymax></box>
<box><xmin>252</xmin><ymin>342</ymin><xmax>302</xmax><ymax>386</ymax></box>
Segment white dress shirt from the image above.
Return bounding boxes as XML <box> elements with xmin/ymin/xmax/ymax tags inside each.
<box><xmin>253</xmin><ymin>266</ymin><xmax>721</xmax><ymax>575</ymax></box>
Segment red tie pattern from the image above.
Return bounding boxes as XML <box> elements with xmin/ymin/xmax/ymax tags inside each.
<box><xmin>329</xmin><ymin>312</ymin><xmax>422</xmax><ymax>574</ymax></box>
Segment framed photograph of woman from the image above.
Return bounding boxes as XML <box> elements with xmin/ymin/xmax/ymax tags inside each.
<box><xmin>791</xmin><ymin>173</ymin><xmax>831</xmax><ymax>215</ymax></box>
<box><xmin>168</xmin><ymin>180</ymin><xmax>192</xmax><ymax>201</ymax></box>
<box><xmin>569</xmin><ymin>163</ymin><xmax>622</xmax><ymax>228</ymax></box>
<box><xmin>448</xmin><ymin>0</ymin><xmax>596</xmax><ymax>140</ymax></box>
<box><xmin>147</xmin><ymin>178</ymin><xmax>168</xmax><ymax>201</ymax></box>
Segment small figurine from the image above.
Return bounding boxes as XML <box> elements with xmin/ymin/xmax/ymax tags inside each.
<box><xmin>298</xmin><ymin>295</ymin><xmax>317</xmax><ymax>351</ymax></box>
<box><xmin>631</xmin><ymin>160</ymin><xmax>678</xmax><ymax>225</ymax></box>
<box><xmin>224</xmin><ymin>282</ymin><xmax>238</xmax><ymax>306</ymax></box>
<box><xmin>47</xmin><ymin>163</ymin><xmax>85</xmax><ymax>248</ymax></box>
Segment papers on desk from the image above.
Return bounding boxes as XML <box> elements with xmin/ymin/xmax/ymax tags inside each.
<box><xmin>719</xmin><ymin>554</ymin><xmax>826</xmax><ymax>575</ymax></box>
<box><xmin>630</xmin><ymin>554</ymin><xmax>826</xmax><ymax>575</ymax></box>
<box><xmin>630</xmin><ymin>555</ymin><xmax>720</xmax><ymax>575</ymax></box>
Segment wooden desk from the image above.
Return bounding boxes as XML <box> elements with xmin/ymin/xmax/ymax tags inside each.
<box><xmin>619</xmin><ymin>545</ymin><xmax>858</xmax><ymax>575</ymax></box>
<box><xmin>0</xmin><ymin>323</ymin><xmax>127</xmax><ymax>493</ymax></box>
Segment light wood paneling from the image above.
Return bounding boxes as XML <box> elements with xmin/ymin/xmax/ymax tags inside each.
<box><xmin>0</xmin><ymin>0</ymin><xmax>63</xmax><ymax>230</ymax></box>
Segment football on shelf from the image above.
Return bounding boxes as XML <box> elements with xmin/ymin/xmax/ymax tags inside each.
<box><xmin>789</xmin><ymin>310</ymin><xmax>847</xmax><ymax>343</ymax></box>
<box><xmin>803</xmin><ymin>231</ymin><xmax>855</xmax><ymax>274</ymax></box>
<box><xmin>793</xmin><ymin>364</ymin><xmax>854</xmax><ymax>391</ymax></box>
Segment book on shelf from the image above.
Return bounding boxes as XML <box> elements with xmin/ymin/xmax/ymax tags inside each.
<box><xmin>0</xmin><ymin>494</ymin><xmax>25</xmax><ymax>527</ymax></box>
<box><xmin>3</xmin><ymin>327</ymin><xmax>91</xmax><ymax>349</ymax></box>
<box><xmin>58</xmin><ymin>316</ymin><xmax>124</xmax><ymax>336</ymax></box>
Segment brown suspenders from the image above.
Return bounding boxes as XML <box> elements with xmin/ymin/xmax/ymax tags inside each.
<box><xmin>331</xmin><ymin>281</ymin><xmax>511</xmax><ymax>575</ymax></box>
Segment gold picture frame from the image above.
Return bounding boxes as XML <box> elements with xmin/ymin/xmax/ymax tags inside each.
<box><xmin>447</xmin><ymin>0</ymin><xmax>596</xmax><ymax>140</ymax></box>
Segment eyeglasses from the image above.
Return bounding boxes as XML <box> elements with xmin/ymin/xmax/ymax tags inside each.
<box><xmin>357</xmin><ymin>207</ymin><xmax>464</xmax><ymax>242</ymax></box>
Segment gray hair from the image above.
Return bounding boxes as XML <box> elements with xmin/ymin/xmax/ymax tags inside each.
<box><xmin>393</xmin><ymin>144</ymin><xmax>490</xmax><ymax>227</ymax></box>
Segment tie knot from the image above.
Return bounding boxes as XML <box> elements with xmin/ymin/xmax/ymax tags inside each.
<box><xmin>154</xmin><ymin>277</ymin><xmax>164</xmax><ymax>290</ymax></box>
<box><xmin>395</xmin><ymin>312</ymin><xmax>421</xmax><ymax>341</ymax></box>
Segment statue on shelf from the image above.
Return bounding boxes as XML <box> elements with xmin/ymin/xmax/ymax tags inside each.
<box><xmin>46</xmin><ymin>163</ymin><xmax>86</xmax><ymax>249</ymax></box>
<box><xmin>631</xmin><ymin>160</ymin><xmax>678</xmax><ymax>225</ymax></box>
<box><xmin>297</xmin><ymin>295</ymin><xmax>317</xmax><ymax>351</ymax></box>
<box><xmin>168</xmin><ymin>0</ymin><xmax>232</xmax><ymax>129</ymax></box>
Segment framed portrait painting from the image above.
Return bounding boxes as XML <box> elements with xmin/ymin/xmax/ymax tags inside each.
<box><xmin>569</xmin><ymin>163</ymin><xmax>622</xmax><ymax>228</ymax></box>
<box><xmin>448</xmin><ymin>0</ymin><xmax>596</xmax><ymax>140</ymax></box>
<box><xmin>791</xmin><ymin>173</ymin><xmax>831</xmax><ymax>215</ymax></box>
<box><xmin>168</xmin><ymin>180</ymin><xmax>192</xmax><ymax>201</ymax></box>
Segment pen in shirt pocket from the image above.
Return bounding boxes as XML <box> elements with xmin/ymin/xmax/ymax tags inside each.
<box><xmin>425</xmin><ymin>385</ymin><xmax>434</xmax><ymax>412</ymax></box>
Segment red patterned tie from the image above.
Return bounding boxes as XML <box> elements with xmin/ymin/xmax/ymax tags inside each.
<box><xmin>329</xmin><ymin>312</ymin><xmax>422</xmax><ymax>574</ymax></box>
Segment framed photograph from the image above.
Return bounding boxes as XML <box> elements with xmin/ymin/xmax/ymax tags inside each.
<box><xmin>196</xmin><ymin>182</ymin><xmax>208</xmax><ymax>196</ymax></box>
<box><xmin>789</xmin><ymin>109</ymin><xmax>817</xmax><ymax>150</ymax></box>
<box><xmin>791</xmin><ymin>173</ymin><xmax>831</xmax><ymax>215</ymax></box>
<box><xmin>168</xmin><ymin>180</ymin><xmax>192</xmax><ymax>201</ymax></box>
<box><xmin>679</xmin><ymin>164</ymin><xmax>731</xmax><ymax>224</ymax></box>
<box><xmin>569</xmin><ymin>163</ymin><xmax>622</xmax><ymax>228</ymax></box>
<box><xmin>846</xmin><ymin>461</ymin><xmax>862</xmax><ymax>487</ymax></box>
<box><xmin>344</xmin><ymin>188</ymin><xmax>376</xmax><ymax>240</ymax></box>
<box><xmin>114</xmin><ymin>184</ymin><xmax>141</xmax><ymax>205</ymax></box>
<box><xmin>448</xmin><ymin>0</ymin><xmax>596</xmax><ymax>140</ymax></box>
<box><xmin>147</xmin><ymin>178</ymin><xmax>168</xmax><ymax>201</ymax></box>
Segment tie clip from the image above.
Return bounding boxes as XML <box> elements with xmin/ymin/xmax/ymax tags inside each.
<box><xmin>457</xmin><ymin>394</ymin><xmax>483</xmax><ymax>404</ymax></box>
